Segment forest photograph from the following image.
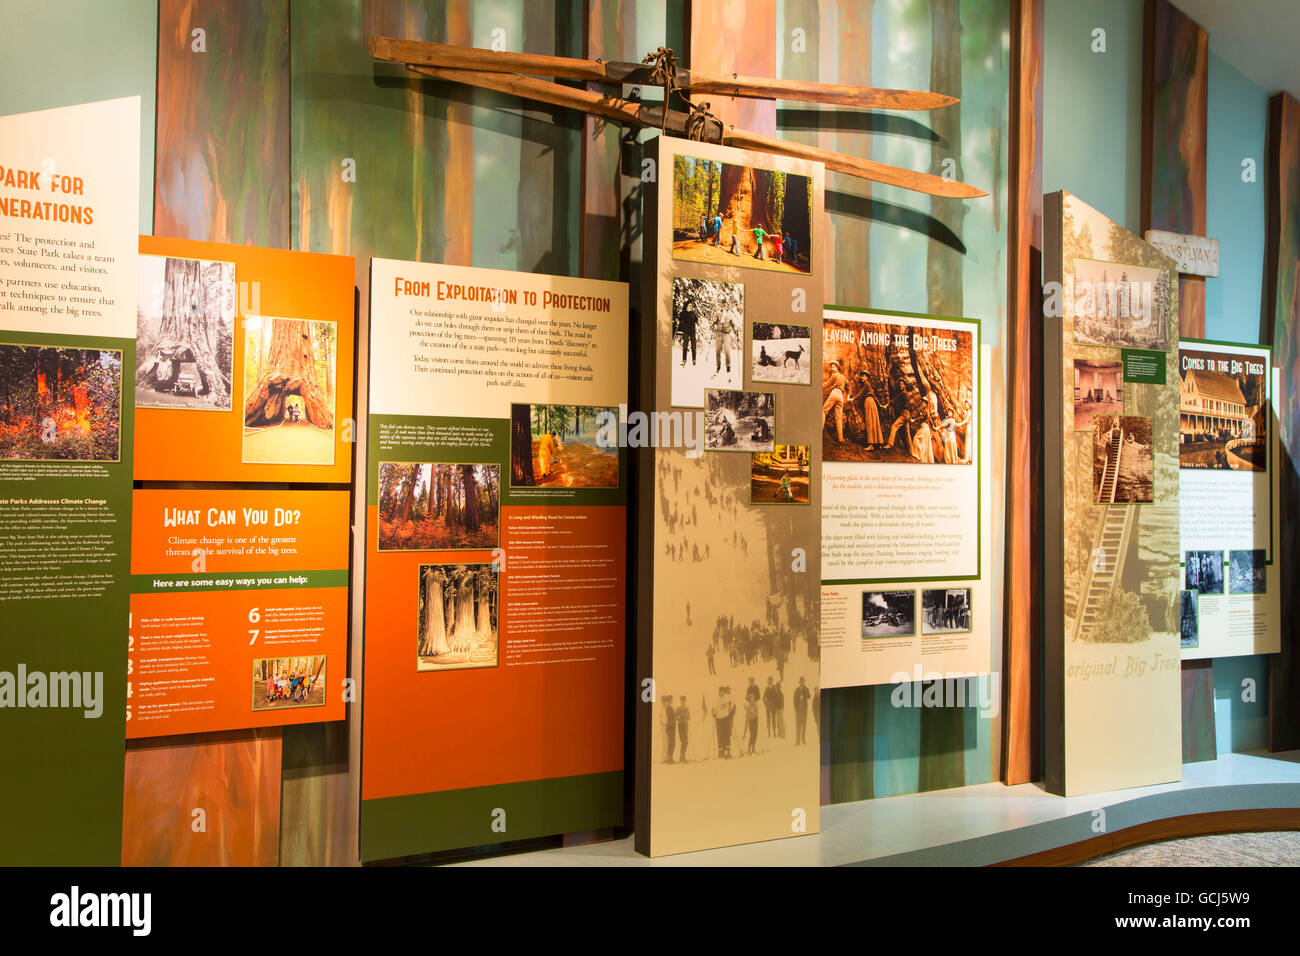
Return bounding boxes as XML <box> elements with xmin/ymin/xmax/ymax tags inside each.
<box><xmin>510</xmin><ymin>403</ymin><xmax>618</xmax><ymax>489</ymax></box>
<box><xmin>1072</xmin><ymin>258</ymin><xmax>1171</xmax><ymax>351</ymax></box>
<box><xmin>251</xmin><ymin>656</ymin><xmax>326</xmax><ymax>711</ymax></box>
<box><xmin>751</xmin><ymin>322</ymin><xmax>811</xmax><ymax>386</ymax></box>
<box><xmin>822</xmin><ymin>317</ymin><xmax>973</xmax><ymax>465</ymax></box>
<box><xmin>242</xmin><ymin>315</ymin><xmax>337</xmax><ymax>466</ymax></box>
<box><xmin>671</xmin><ymin>156</ymin><xmax>812</xmax><ymax>274</ymax></box>
<box><xmin>672</xmin><ymin>276</ymin><xmax>743</xmax><ymax>407</ymax></box>
<box><xmin>417</xmin><ymin>563</ymin><xmax>498</xmax><ymax>671</ymax></box>
<box><xmin>136</xmin><ymin>254</ymin><xmax>235</xmax><ymax>411</ymax></box>
<box><xmin>0</xmin><ymin>343</ymin><xmax>122</xmax><ymax>461</ymax></box>
<box><xmin>704</xmin><ymin>388</ymin><xmax>775</xmax><ymax>452</ymax></box>
<box><xmin>750</xmin><ymin>444</ymin><xmax>810</xmax><ymax>504</ymax></box>
<box><xmin>377</xmin><ymin>461</ymin><xmax>500</xmax><ymax>551</ymax></box>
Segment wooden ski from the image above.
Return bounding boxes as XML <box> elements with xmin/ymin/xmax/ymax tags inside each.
<box><xmin>371</xmin><ymin>36</ymin><xmax>958</xmax><ymax>112</ymax></box>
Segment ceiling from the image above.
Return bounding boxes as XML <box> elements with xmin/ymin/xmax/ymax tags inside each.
<box><xmin>1172</xmin><ymin>0</ymin><xmax>1300</xmax><ymax>99</ymax></box>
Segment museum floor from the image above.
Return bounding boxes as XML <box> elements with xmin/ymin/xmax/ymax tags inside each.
<box><xmin>453</xmin><ymin>751</ymin><xmax>1300</xmax><ymax>866</ymax></box>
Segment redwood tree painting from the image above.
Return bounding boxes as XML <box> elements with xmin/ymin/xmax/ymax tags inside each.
<box><xmin>242</xmin><ymin>315</ymin><xmax>337</xmax><ymax>466</ymax></box>
<box><xmin>0</xmin><ymin>344</ymin><xmax>122</xmax><ymax>461</ymax></box>
<box><xmin>136</xmin><ymin>255</ymin><xmax>235</xmax><ymax>411</ymax></box>
<box><xmin>376</xmin><ymin>461</ymin><xmax>499</xmax><ymax>551</ymax></box>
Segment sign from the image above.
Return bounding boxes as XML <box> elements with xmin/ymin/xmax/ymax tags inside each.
<box><xmin>1144</xmin><ymin>229</ymin><xmax>1219</xmax><ymax>277</ymax></box>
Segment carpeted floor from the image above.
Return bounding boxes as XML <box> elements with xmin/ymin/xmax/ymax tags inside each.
<box><xmin>1083</xmin><ymin>830</ymin><xmax>1300</xmax><ymax>866</ymax></box>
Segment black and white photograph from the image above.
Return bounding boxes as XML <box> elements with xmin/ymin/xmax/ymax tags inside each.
<box><xmin>136</xmin><ymin>254</ymin><xmax>236</xmax><ymax>411</ymax></box>
<box><xmin>704</xmin><ymin>388</ymin><xmax>775</xmax><ymax>452</ymax></box>
<box><xmin>751</xmin><ymin>322</ymin><xmax>811</xmax><ymax>385</ymax></box>
<box><xmin>861</xmin><ymin>590</ymin><xmax>916</xmax><ymax>639</ymax></box>
<box><xmin>1180</xmin><ymin>590</ymin><xmax>1200</xmax><ymax>649</ymax></box>
<box><xmin>1184</xmin><ymin>549</ymin><xmax>1224</xmax><ymax>595</ymax></box>
<box><xmin>672</xmin><ymin>276</ymin><xmax>743</xmax><ymax>407</ymax></box>
<box><xmin>1071</xmin><ymin>257</ymin><xmax>1171</xmax><ymax>351</ymax></box>
<box><xmin>1073</xmin><ymin>359</ymin><xmax>1123</xmax><ymax>430</ymax></box>
<box><xmin>921</xmin><ymin>588</ymin><xmax>972</xmax><ymax>636</ymax></box>
<box><xmin>1092</xmin><ymin>414</ymin><xmax>1154</xmax><ymax>503</ymax></box>
<box><xmin>1228</xmin><ymin>549</ymin><xmax>1266</xmax><ymax>594</ymax></box>
<box><xmin>417</xmin><ymin>563</ymin><xmax>499</xmax><ymax>671</ymax></box>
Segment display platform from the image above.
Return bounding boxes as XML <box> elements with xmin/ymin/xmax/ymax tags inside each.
<box><xmin>452</xmin><ymin>752</ymin><xmax>1300</xmax><ymax>867</ymax></box>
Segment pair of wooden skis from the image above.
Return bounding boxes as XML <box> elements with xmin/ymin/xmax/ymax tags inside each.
<box><xmin>370</xmin><ymin>37</ymin><xmax>986</xmax><ymax>200</ymax></box>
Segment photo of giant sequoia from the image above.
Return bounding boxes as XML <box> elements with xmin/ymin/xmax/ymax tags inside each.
<box><xmin>417</xmin><ymin>563</ymin><xmax>499</xmax><ymax>672</ymax></box>
<box><xmin>242</xmin><ymin>315</ymin><xmax>336</xmax><ymax>465</ymax></box>
<box><xmin>136</xmin><ymin>255</ymin><xmax>235</xmax><ymax>411</ymax></box>
<box><xmin>821</xmin><ymin>317</ymin><xmax>973</xmax><ymax>465</ymax></box>
<box><xmin>671</xmin><ymin>155</ymin><xmax>812</xmax><ymax>274</ymax></box>
<box><xmin>0</xmin><ymin>343</ymin><xmax>122</xmax><ymax>461</ymax></box>
<box><xmin>510</xmin><ymin>403</ymin><xmax>619</xmax><ymax>488</ymax></box>
<box><xmin>377</xmin><ymin>462</ymin><xmax>500</xmax><ymax>551</ymax></box>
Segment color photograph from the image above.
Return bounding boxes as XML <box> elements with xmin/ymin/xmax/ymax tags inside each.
<box><xmin>377</xmin><ymin>462</ymin><xmax>500</xmax><ymax>551</ymax></box>
<box><xmin>1180</xmin><ymin>590</ymin><xmax>1199</xmax><ymax>649</ymax></box>
<box><xmin>704</xmin><ymin>388</ymin><xmax>775</xmax><ymax>452</ymax></box>
<box><xmin>1184</xmin><ymin>549</ymin><xmax>1224</xmax><ymax>595</ymax></box>
<box><xmin>418</xmin><ymin>563</ymin><xmax>498</xmax><ymax>671</ymax></box>
<box><xmin>1178</xmin><ymin>349</ymin><xmax>1268</xmax><ymax>470</ymax></box>
<box><xmin>509</xmin><ymin>403</ymin><xmax>619</xmax><ymax>488</ymax></box>
<box><xmin>751</xmin><ymin>322</ymin><xmax>811</xmax><ymax>385</ymax></box>
<box><xmin>671</xmin><ymin>156</ymin><xmax>813</xmax><ymax>274</ymax></box>
<box><xmin>821</xmin><ymin>316</ymin><xmax>973</xmax><ymax>465</ymax></box>
<box><xmin>136</xmin><ymin>254</ymin><xmax>235</xmax><ymax>411</ymax></box>
<box><xmin>750</xmin><ymin>445</ymin><xmax>810</xmax><ymax>504</ymax></box>
<box><xmin>252</xmin><ymin>656</ymin><xmax>326</xmax><ymax>711</ymax></box>
<box><xmin>1072</xmin><ymin>257</ymin><xmax>1171</xmax><ymax>351</ymax></box>
<box><xmin>242</xmin><ymin>315</ymin><xmax>337</xmax><ymax>466</ymax></box>
<box><xmin>861</xmin><ymin>590</ymin><xmax>916</xmax><ymax>639</ymax></box>
<box><xmin>1073</xmin><ymin>359</ymin><xmax>1123</xmax><ymax>430</ymax></box>
<box><xmin>0</xmin><ymin>343</ymin><xmax>122</xmax><ymax>461</ymax></box>
<box><xmin>671</xmin><ymin>276</ymin><xmax>743</xmax><ymax>407</ymax></box>
<box><xmin>1092</xmin><ymin>415</ymin><xmax>1154</xmax><ymax>503</ymax></box>
<box><xmin>921</xmin><ymin>588</ymin><xmax>972</xmax><ymax>635</ymax></box>
<box><xmin>1228</xmin><ymin>549</ymin><xmax>1266</xmax><ymax>594</ymax></box>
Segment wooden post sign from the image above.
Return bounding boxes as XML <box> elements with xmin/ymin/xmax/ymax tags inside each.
<box><xmin>1143</xmin><ymin>229</ymin><xmax>1219</xmax><ymax>277</ymax></box>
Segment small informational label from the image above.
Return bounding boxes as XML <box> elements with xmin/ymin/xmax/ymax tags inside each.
<box><xmin>1144</xmin><ymin>229</ymin><xmax>1219</xmax><ymax>277</ymax></box>
<box><xmin>1123</xmin><ymin>348</ymin><xmax>1166</xmax><ymax>384</ymax></box>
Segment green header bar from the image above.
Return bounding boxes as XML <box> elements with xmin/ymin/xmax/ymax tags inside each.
<box><xmin>131</xmin><ymin>569</ymin><xmax>349</xmax><ymax>593</ymax></box>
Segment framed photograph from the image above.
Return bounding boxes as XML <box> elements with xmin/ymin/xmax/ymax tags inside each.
<box><xmin>242</xmin><ymin>315</ymin><xmax>338</xmax><ymax>466</ymax></box>
<box><xmin>704</xmin><ymin>388</ymin><xmax>775</xmax><ymax>452</ymax></box>
<box><xmin>0</xmin><ymin>342</ymin><xmax>122</xmax><ymax>461</ymax></box>
<box><xmin>861</xmin><ymin>590</ymin><xmax>916</xmax><ymax>639</ymax></box>
<box><xmin>751</xmin><ymin>322</ymin><xmax>811</xmax><ymax>385</ymax></box>
<box><xmin>921</xmin><ymin>588</ymin><xmax>973</xmax><ymax>636</ymax></box>
<box><xmin>252</xmin><ymin>656</ymin><xmax>326</xmax><ymax>711</ymax></box>
<box><xmin>1072</xmin><ymin>257</ymin><xmax>1171</xmax><ymax>351</ymax></box>
<box><xmin>1178</xmin><ymin>348</ymin><xmax>1268</xmax><ymax>471</ymax></box>
<box><xmin>750</xmin><ymin>445</ymin><xmax>810</xmax><ymax>504</ymax></box>
<box><xmin>1092</xmin><ymin>415</ymin><xmax>1154</xmax><ymax>503</ymax></box>
<box><xmin>376</xmin><ymin>462</ymin><xmax>500</xmax><ymax>551</ymax></box>
<box><xmin>417</xmin><ymin>562</ymin><xmax>499</xmax><ymax>672</ymax></box>
<box><xmin>509</xmin><ymin>403</ymin><xmax>619</xmax><ymax>488</ymax></box>
<box><xmin>1228</xmin><ymin>549</ymin><xmax>1266</xmax><ymax>594</ymax></box>
<box><xmin>1073</xmin><ymin>359</ymin><xmax>1123</xmax><ymax>430</ymax></box>
<box><xmin>671</xmin><ymin>276</ymin><xmax>743</xmax><ymax>407</ymax></box>
<box><xmin>1184</xmin><ymin>550</ymin><xmax>1224</xmax><ymax>595</ymax></box>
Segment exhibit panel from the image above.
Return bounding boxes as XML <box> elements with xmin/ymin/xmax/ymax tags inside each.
<box><xmin>360</xmin><ymin>258</ymin><xmax>629</xmax><ymax>861</ymax></box>
<box><xmin>0</xmin><ymin>97</ymin><xmax>141</xmax><ymax>865</ymax></box>
<box><xmin>636</xmin><ymin>137</ymin><xmax>825</xmax><ymax>856</ymax></box>
<box><xmin>819</xmin><ymin>307</ymin><xmax>995</xmax><ymax>689</ymax></box>
<box><xmin>1043</xmin><ymin>190</ymin><xmax>1183</xmax><ymax>797</ymax></box>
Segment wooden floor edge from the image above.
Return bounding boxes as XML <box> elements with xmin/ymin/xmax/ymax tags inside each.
<box><xmin>992</xmin><ymin>808</ymin><xmax>1300</xmax><ymax>866</ymax></box>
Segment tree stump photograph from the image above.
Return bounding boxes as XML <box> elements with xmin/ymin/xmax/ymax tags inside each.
<box><xmin>241</xmin><ymin>315</ymin><xmax>338</xmax><ymax>466</ymax></box>
<box><xmin>135</xmin><ymin>255</ymin><xmax>235</xmax><ymax>412</ymax></box>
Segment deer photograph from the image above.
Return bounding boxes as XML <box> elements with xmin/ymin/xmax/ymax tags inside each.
<box><xmin>751</xmin><ymin>322</ymin><xmax>810</xmax><ymax>386</ymax></box>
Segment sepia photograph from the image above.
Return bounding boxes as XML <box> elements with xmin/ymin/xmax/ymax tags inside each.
<box><xmin>861</xmin><ymin>590</ymin><xmax>916</xmax><ymax>639</ymax></box>
<box><xmin>252</xmin><ymin>656</ymin><xmax>326</xmax><ymax>711</ymax></box>
<box><xmin>242</xmin><ymin>315</ymin><xmax>337</xmax><ymax>466</ymax></box>
<box><xmin>1228</xmin><ymin>549</ymin><xmax>1266</xmax><ymax>594</ymax></box>
<box><xmin>1073</xmin><ymin>359</ymin><xmax>1123</xmax><ymax>430</ymax></box>
<box><xmin>1071</xmin><ymin>257</ymin><xmax>1171</xmax><ymax>351</ymax></box>
<box><xmin>705</xmin><ymin>388</ymin><xmax>775</xmax><ymax>452</ymax></box>
<box><xmin>377</xmin><ymin>462</ymin><xmax>500</xmax><ymax>551</ymax></box>
<box><xmin>921</xmin><ymin>588</ymin><xmax>972</xmax><ymax>636</ymax></box>
<box><xmin>821</xmin><ymin>316</ymin><xmax>973</xmax><ymax>465</ymax></box>
<box><xmin>1178</xmin><ymin>349</ymin><xmax>1268</xmax><ymax>471</ymax></box>
<box><xmin>671</xmin><ymin>155</ymin><xmax>812</xmax><ymax>274</ymax></box>
<box><xmin>417</xmin><ymin>562</ymin><xmax>498</xmax><ymax>671</ymax></box>
<box><xmin>1092</xmin><ymin>414</ymin><xmax>1154</xmax><ymax>504</ymax></box>
<box><xmin>136</xmin><ymin>254</ymin><xmax>235</xmax><ymax>411</ymax></box>
<box><xmin>0</xmin><ymin>343</ymin><xmax>122</xmax><ymax>461</ymax></box>
<box><xmin>750</xmin><ymin>444</ymin><xmax>810</xmax><ymax>504</ymax></box>
<box><xmin>1179</xmin><ymin>590</ymin><xmax>1199</xmax><ymax>649</ymax></box>
<box><xmin>509</xmin><ymin>403</ymin><xmax>619</xmax><ymax>488</ymax></box>
<box><xmin>1184</xmin><ymin>549</ymin><xmax>1224</xmax><ymax>595</ymax></box>
<box><xmin>672</xmin><ymin>276</ymin><xmax>743</xmax><ymax>407</ymax></box>
<box><xmin>751</xmin><ymin>322</ymin><xmax>811</xmax><ymax>385</ymax></box>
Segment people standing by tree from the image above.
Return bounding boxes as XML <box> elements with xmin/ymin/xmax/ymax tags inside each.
<box><xmin>822</xmin><ymin>361</ymin><xmax>850</xmax><ymax>443</ymax></box>
<box><xmin>751</xmin><ymin>222</ymin><xmax>769</xmax><ymax>260</ymax></box>
<box><xmin>711</xmin><ymin>213</ymin><xmax>723</xmax><ymax>247</ymax></box>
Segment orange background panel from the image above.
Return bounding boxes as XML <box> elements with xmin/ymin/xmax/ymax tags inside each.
<box><xmin>134</xmin><ymin>235</ymin><xmax>355</xmax><ymax>483</ymax></box>
<box><xmin>127</xmin><ymin>586</ymin><xmax>347</xmax><ymax>739</ymax></box>
<box><xmin>361</xmin><ymin>505</ymin><xmax>625</xmax><ymax>801</ymax></box>
<box><xmin>131</xmin><ymin>487</ymin><xmax>352</xmax><ymax>575</ymax></box>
